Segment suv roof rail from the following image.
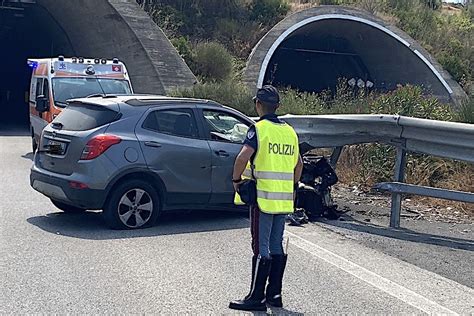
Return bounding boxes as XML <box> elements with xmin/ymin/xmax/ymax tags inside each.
<box><xmin>124</xmin><ymin>97</ymin><xmax>217</xmax><ymax>106</ymax></box>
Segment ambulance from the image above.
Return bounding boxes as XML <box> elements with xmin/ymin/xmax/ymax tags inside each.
<box><xmin>28</xmin><ymin>56</ymin><xmax>133</xmax><ymax>152</ymax></box>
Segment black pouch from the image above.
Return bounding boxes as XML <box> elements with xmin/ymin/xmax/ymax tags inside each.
<box><xmin>296</xmin><ymin>187</ymin><xmax>324</xmax><ymax>221</ymax></box>
<box><xmin>238</xmin><ymin>179</ymin><xmax>257</xmax><ymax>205</ymax></box>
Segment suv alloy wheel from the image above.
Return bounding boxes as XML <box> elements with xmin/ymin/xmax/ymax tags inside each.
<box><xmin>103</xmin><ymin>179</ymin><xmax>160</xmax><ymax>229</ymax></box>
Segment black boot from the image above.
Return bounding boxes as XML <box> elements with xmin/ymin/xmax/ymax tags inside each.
<box><xmin>266</xmin><ymin>254</ymin><xmax>288</xmax><ymax>308</ymax></box>
<box><xmin>244</xmin><ymin>255</ymin><xmax>258</xmax><ymax>299</ymax></box>
<box><xmin>229</xmin><ymin>256</ymin><xmax>271</xmax><ymax>311</ymax></box>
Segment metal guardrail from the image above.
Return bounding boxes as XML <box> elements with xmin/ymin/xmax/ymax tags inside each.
<box><xmin>373</xmin><ymin>183</ymin><xmax>474</xmax><ymax>203</ymax></box>
<box><xmin>279</xmin><ymin>114</ymin><xmax>474</xmax><ymax>228</ymax></box>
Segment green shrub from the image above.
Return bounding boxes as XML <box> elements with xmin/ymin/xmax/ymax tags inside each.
<box><xmin>456</xmin><ymin>95</ymin><xmax>474</xmax><ymax>124</ymax></box>
<box><xmin>172</xmin><ymin>80</ymin><xmax>255</xmax><ymax>115</ymax></box>
<box><xmin>392</xmin><ymin>1</ymin><xmax>437</xmax><ymax>39</ymax></box>
<box><xmin>249</xmin><ymin>0</ymin><xmax>290</xmax><ymax>26</ymax></box>
<box><xmin>140</xmin><ymin>0</ymin><xmax>472</xmax><ymax>91</ymax></box>
<box><xmin>147</xmin><ymin>4</ymin><xmax>184</xmax><ymax>37</ymax></box>
<box><xmin>369</xmin><ymin>85</ymin><xmax>453</xmax><ymax>120</ymax></box>
<box><xmin>178</xmin><ymin>80</ymin><xmax>454</xmax><ymax>121</ymax></box>
<box><xmin>468</xmin><ymin>5</ymin><xmax>474</xmax><ymax>22</ymax></box>
<box><xmin>387</xmin><ymin>2</ymin><xmax>473</xmax><ymax>91</ymax></box>
<box><xmin>358</xmin><ymin>0</ymin><xmax>388</xmax><ymax>14</ymax></box>
<box><xmin>192</xmin><ymin>42</ymin><xmax>234</xmax><ymax>81</ymax></box>
<box><xmin>214</xmin><ymin>18</ymin><xmax>266</xmax><ymax>58</ymax></box>
<box><xmin>421</xmin><ymin>0</ymin><xmax>441</xmax><ymax>10</ymax></box>
<box><xmin>170</xmin><ymin>36</ymin><xmax>193</xmax><ymax>64</ymax></box>
<box><xmin>277</xmin><ymin>83</ymin><xmax>450</xmax><ymax>119</ymax></box>
<box><xmin>319</xmin><ymin>0</ymin><xmax>345</xmax><ymax>4</ymax></box>
<box><xmin>175</xmin><ymin>80</ymin><xmax>454</xmax><ymax>122</ymax></box>
<box><xmin>439</xmin><ymin>54</ymin><xmax>469</xmax><ymax>84</ymax></box>
<box><xmin>278</xmin><ymin>89</ymin><xmax>326</xmax><ymax>115</ymax></box>
<box><xmin>360</xmin><ymin>145</ymin><xmax>395</xmax><ymax>185</ymax></box>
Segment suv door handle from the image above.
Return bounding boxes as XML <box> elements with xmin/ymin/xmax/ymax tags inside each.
<box><xmin>144</xmin><ymin>141</ymin><xmax>162</xmax><ymax>148</ymax></box>
<box><xmin>215</xmin><ymin>150</ymin><xmax>230</xmax><ymax>157</ymax></box>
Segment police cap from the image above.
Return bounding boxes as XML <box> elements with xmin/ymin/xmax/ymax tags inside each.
<box><xmin>252</xmin><ymin>85</ymin><xmax>280</xmax><ymax>106</ymax></box>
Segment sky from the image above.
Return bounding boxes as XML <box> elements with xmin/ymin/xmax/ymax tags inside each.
<box><xmin>443</xmin><ymin>0</ymin><xmax>468</xmax><ymax>4</ymax></box>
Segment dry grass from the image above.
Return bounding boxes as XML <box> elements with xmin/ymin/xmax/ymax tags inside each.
<box><xmin>441</xmin><ymin>4</ymin><xmax>463</xmax><ymax>15</ymax></box>
<box><xmin>334</xmin><ymin>145</ymin><xmax>367</xmax><ymax>184</ymax></box>
<box><xmin>289</xmin><ymin>2</ymin><xmax>317</xmax><ymax>13</ymax></box>
<box><xmin>334</xmin><ymin>145</ymin><xmax>474</xmax><ymax>216</ymax></box>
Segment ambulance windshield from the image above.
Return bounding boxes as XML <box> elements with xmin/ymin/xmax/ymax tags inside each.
<box><xmin>52</xmin><ymin>78</ymin><xmax>132</xmax><ymax>106</ymax></box>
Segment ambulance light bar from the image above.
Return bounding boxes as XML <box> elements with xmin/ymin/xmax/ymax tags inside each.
<box><xmin>58</xmin><ymin>57</ymin><xmax>121</xmax><ymax>65</ymax></box>
<box><xmin>27</xmin><ymin>60</ymin><xmax>38</xmax><ymax>69</ymax></box>
<box><xmin>85</xmin><ymin>65</ymin><xmax>95</xmax><ymax>75</ymax></box>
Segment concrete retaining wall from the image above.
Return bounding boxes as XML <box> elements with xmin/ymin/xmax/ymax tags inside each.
<box><xmin>37</xmin><ymin>0</ymin><xmax>196</xmax><ymax>95</ymax></box>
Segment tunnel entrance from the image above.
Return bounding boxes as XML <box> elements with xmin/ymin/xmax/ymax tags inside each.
<box><xmin>263</xmin><ymin>18</ymin><xmax>448</xmax><ymax>96</ymax></box>
<box><xmin>245</xmin><ymin>7</ymin><xmax>464</xmax><ymax>104</ymax></box>
<box><xmin>267</xmin><ymin>31</ymin><xmax>372</xmax><ymax>94</ymax></box>
<box><xmin>0</xmin><ymin>2</ymin><xmax>73</xmax><ymax>130</ymax></box>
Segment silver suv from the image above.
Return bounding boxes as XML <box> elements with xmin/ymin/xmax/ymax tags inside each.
<box><xmin>30</xmin><ymin>95</ymin><xmax>253</xmax><ymax>229</ymax></box>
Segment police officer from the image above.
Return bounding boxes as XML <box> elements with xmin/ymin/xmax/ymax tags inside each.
<box><xmin>229</xmin><ymin>85</ymin><xmax>303</xmax><ymax>311</ymax></box>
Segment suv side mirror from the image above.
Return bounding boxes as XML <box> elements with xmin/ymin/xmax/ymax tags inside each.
<box><xmin>35</xmin><ymin>95</ymin><xmax>49</xmax><ymax>113</ymax></box>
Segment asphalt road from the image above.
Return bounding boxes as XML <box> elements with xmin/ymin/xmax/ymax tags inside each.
<box><xmin>1</xmin><ymin>135</ymin><xmax>473</xmax><ymax>314</ymax></box>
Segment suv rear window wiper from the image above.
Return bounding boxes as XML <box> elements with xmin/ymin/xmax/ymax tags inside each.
<box><xmin>51</xmin><ymin>122</ymin><xmax>63</xmax><ymax>130</ymax></box>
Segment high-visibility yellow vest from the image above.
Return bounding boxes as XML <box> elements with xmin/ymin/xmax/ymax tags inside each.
<box><xmin>234</xmin><ymin>119</ymin><xmax>299</xmax><ymax>214</ymax></box>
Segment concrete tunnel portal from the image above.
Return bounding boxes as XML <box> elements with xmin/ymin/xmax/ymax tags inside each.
<box><xmin>0</xmin><ymin>2</ymin><xmax>73</xmax><ymax>128</ymax></box>
<box><xmin>1</xmin><ymin>3</ymin><xmax>466</xmax><ymax>130</ymax></box>
<box><xmin>0</xmin><ymin>0</ymin><xmax>196</xmax><ymax>129</ymax></box>
<box><xmin>245</xmin><ymin>7</ymin><xmax>465</xmax><ymax>105</ymax></box>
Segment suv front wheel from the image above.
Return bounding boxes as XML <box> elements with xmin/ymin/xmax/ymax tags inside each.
<box><xmin>103</xmin><ymin>180</ymin><xmax>160</xmax><ymax>230</ymax></box>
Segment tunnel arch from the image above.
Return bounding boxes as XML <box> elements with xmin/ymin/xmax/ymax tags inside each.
<box><xmin>35</xmin><ymin>0</ymin><xmax>196</xmax><ymax>95</ymax></box>
<box><xmin>0</xmin><ymin>2</ymin><xmax>75</xmax><ymax>127</ymax></box>
<box><xmin>244</xmin><ymin>6</ymin><xmax>466</xmax><ymax>105</ymax></box>
<box><xmin>1</xmin><ymin>0</ymin><xmax>196</xmax><ymax>128</ymax></box>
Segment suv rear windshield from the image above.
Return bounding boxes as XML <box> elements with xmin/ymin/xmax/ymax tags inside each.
<box><xmin>52</xmin><ymin>103</ymin><xmax>120</xmax><ymax>131</ymax></box>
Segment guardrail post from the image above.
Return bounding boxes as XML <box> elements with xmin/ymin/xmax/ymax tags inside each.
<box><xmin>390</xmin><ymin>146</ymin><xmax>407</xmax><ymax>228</ymax></box>
<box><xmin>330</xmin><ymin>146</ymin><xmax>343</xmax><ymax>168</ymax></box>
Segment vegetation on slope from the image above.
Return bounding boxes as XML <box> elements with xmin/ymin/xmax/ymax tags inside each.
<box><xmin>137</xmin><ymin>0</ymin><xmax>473</xmax><ymax>92</ymax></box>
<box><xmin>137</xmin><ymin>0</ymin><xmax>473</xmax><ymax>214</ymax></box>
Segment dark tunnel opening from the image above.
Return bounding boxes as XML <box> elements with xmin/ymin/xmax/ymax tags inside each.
<box><xmin>0</xmin><ymin>2</ymin><xmax>73</xmax><ymax>130</ymax></box>
<box><xmin>263</xmin><ymin>19</ymin><xmax>448</xmax><ymax>99</ymax></box>
<box><xmin>268</xmin><ymin>37</ymin><xmax>372</xmax><ymax>94</ymax></box>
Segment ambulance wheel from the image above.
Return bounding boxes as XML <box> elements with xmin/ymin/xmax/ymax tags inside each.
<box><xmin>32</xmin><ymin>137</ymin><xmax>38</xmax><ymax>153</ymax></box>
<box><xmin>31</xmin><ymin>128</ymin><xmax>38</xmax><ymax>153</ymax></box>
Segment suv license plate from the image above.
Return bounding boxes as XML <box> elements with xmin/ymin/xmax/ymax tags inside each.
<box><xmin>47</xmin><ymin>140</ymin><xmax>66</xmax><ymax>155</ymax></box>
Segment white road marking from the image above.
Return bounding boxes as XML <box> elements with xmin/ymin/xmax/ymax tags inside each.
<box><xmin>285</xmin><ymin>230</ymin><xmax>458</xmax><ymax>315</ymax></box>
<box><xmin>243</xmin><ymin>217</ymin><xmax>461</xmax><ymax>314</ymax></box>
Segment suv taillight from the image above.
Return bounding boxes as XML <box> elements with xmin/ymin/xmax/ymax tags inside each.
<box><xmin>81</xmin><ymin>134</ymin><xmax>121</xmax><ymax>160</ymax></box>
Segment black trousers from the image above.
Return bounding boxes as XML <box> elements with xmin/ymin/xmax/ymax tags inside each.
<box><xmin>250</xmin><ymin>205</ymin><xmax>286</xmax><ymax>258</ymax></box>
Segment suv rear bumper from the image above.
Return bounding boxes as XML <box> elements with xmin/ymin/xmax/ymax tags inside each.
<box><xmin>30</xmin><ymin>168</ymin><xmax>106</xmax><ymax>210</ymax></box>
